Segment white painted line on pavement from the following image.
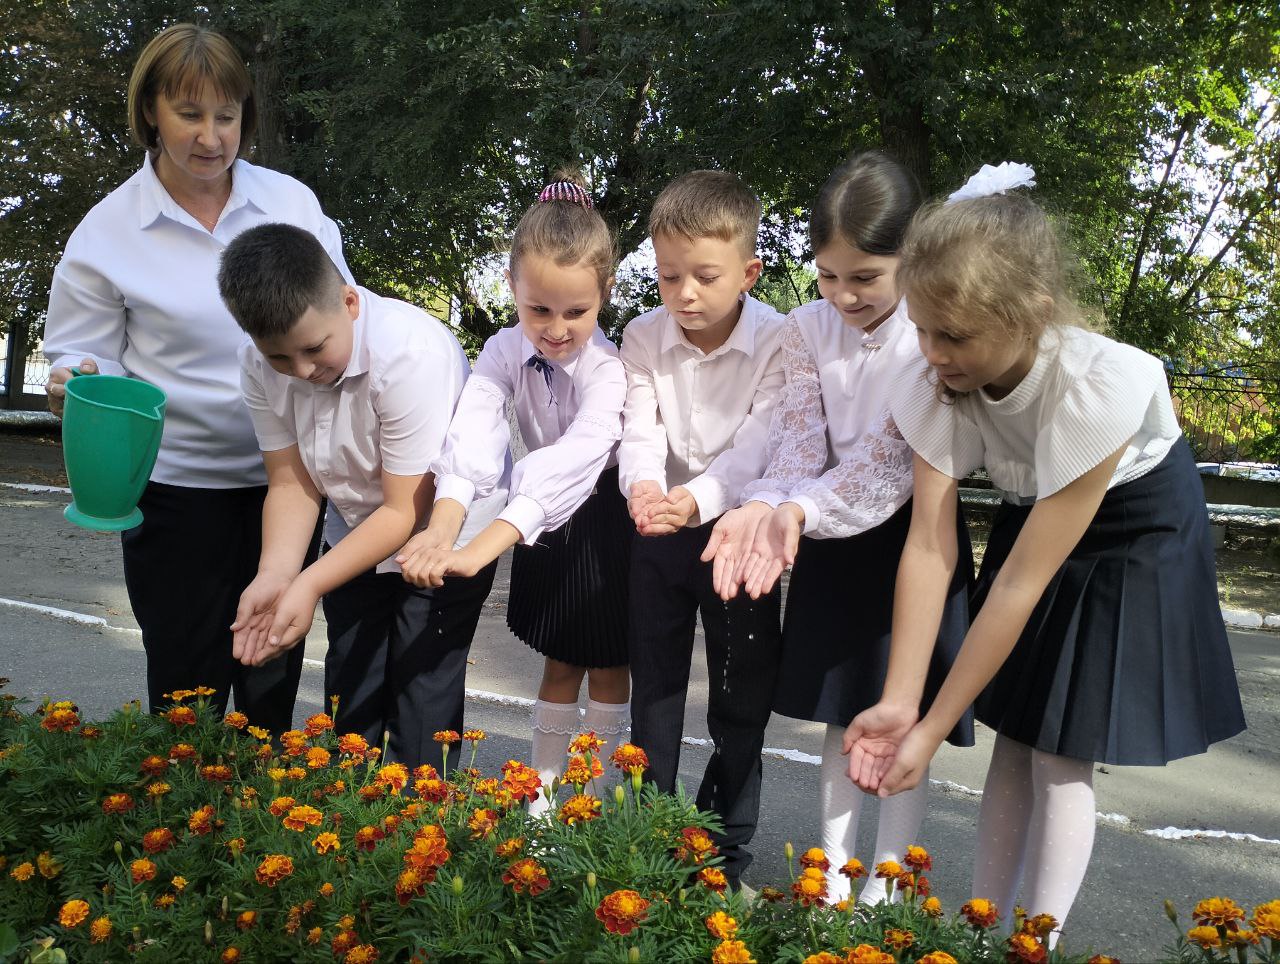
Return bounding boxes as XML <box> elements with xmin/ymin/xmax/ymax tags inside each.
<box><xmin>0</xmin><ymin>596</ymin><xmax>110</xmax><ymax>626</ymax></box>
<box><xmin>0</xmin><ymin>482</ymin><xmax>72</xmax><ymax>495</ymax></box>
<box><xmin>1145</xmin><ymin>826</ymin><xmax>1280</xmax><ymax>845</ymax></box>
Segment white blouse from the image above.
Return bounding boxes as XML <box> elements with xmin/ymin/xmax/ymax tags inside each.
<box><xmin>44</xmin><ymin>158</ymin><xmax>352</xmax><ymax>488</ymax></box>
<box><xmin>432</xmin><ymin>325</ymin><xmax>626</xmax><ymax>544</ymax></box>
<box><xmin>618</xmin><ymin>294</ymin><xmax>785</xmax><ymax>522</ymax></box>
<box><xmin>240</xmin><ymin>289</ymin><xmax>506</xmax><ymax>572</ymax></box>
<box><xmin>743</xmin><ymin>299</ymin><xmax>918</xmax><ymax>539</ymax></box>
<box><xmin>890</xmin><ymin>326</ymin><xmax>1182</xmax><ymax>504</ymax></box>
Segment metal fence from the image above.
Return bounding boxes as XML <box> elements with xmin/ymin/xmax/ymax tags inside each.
<box><xmin>1167</xmin><ymin>371</ymin><xmax>1278</xmax><ymax>464</ymax></box>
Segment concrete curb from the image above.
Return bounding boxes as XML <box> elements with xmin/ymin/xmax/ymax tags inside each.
<box><xmin>1221</xmin><ymin>607</ymin><xmax>1280</xmax><ymax>631</ymax></box>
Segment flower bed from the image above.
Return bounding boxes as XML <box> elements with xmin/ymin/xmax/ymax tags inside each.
<box><xmin>0</xmin><ymin>681</ymin><xmax>1273</xmax><ymax>963</ymax></box>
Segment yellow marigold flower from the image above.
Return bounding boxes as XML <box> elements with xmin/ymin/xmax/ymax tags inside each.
<box><xmin>306</xmin><ymin>746</ymin><xmax>331</xmax><ymax>769</ymax></box>
<box><xmin>307</xmin><ymin>926</ymin><xmax>323</xmax><ymax>944</ymax></box>
<box><xmin>791</xmin><ymin>867</ymin><xmax>826</xmax><ymax>905</ymax></box>
<box><xmin>37</xmin><ymin>851</ymin><xmax>63</xmax><ymax>879</ymax></box>
<box><xmin>961</xmin><ymin>897</ymin><xmax>999</xmax><ymax>928</ymax></box>
<box><xmin>874</xmin><ymin>859</ymin><xmax>903</xmax><ymax>879</ymax></box>
<box><xmin>711</xmin><ymin>940</ymin><xmax>755</xmax><ymax>964</ymax></box>
<box><xmin>304</xmin><ymin>712</ymin><xmax>334</xmax><ymax>736</ymax></box>
<box><xmin>802</xmin><ymin>954</ymin><xmax>843</xmax><ymax>964</ymax></box>
<box><xmin>147</xmin><ymin>781</ymin><xmax>171</xmax><ymax>798</ymax></box>
<box><xmin>1252</xmin><ymin>900</ymin><xmax>1280</xmax><ymax>938</ymax></box>
<box><xmin>705</xmin><ymin>911</ymin><xmax>738</xmax><ymax>940</ymax></box>
<box><xmin>903</xmin><ymin>844</ymin><xmax>932</xmax><ymax>872</ymax></box>
<box><xmin>285</xmin><ymin>766</ymin><xmax>307</xmax><ymax>780</ymax></box>
<box><xmin>10</xmin><ymin>861</ymin><xmax>35</xmax><ymax>882</ymax></box>
<box><xmin>255</xmin><ymin>854</ymin><xmax>294</xmax><ymax>887</ymax></box>
<box><xmin>338</xmin><ymin>733</ymin><xmax>369</xmax><ymax>756</ymax></box>
<box><xmin>846</xmin><ymin>946</ymin><xmax>894</xmax><ymax>964</ymax></box>
<box><xmin>563</xmin><ymin>753</ymin><xmax>604</xmax><ymax>786</ymax></box>
<box><xmin>1006</xmin><ymin>932</ymin><xmax>1044</xmax><ymax>963</ymax></box>
<box><xmin>313</xmin><ymin>832</ymin><xmax>341</xmax><ymax>855</ymax></box>
<box><xmin>171</xmin><ymin>876</ymin><xmax>188</xmax><ymax>893</ymax></box>
<box><xmin>89</xmin><ymin>916</ymin><xmax>113</xmax><ymax>943</ymax></box>
<box><xmin>319</xmin><ymin>882</ymin><xmax>335</xmax><ymax>898</ymax></box>
<box><xmin>268</xmin><ymin>796</ymin><xmax>297</xmax><ymax>816</ymax></box>
<box><xmin>462</xmin><ymin>729</ymin><xmax>487</xmax><ymax>742</ymax></box>
<box><xmin>375</xmin><ymin>762</ymin><xmax>410</xmax><ymax>793</ymax></box>
<box><xmin>502</xmin><ymin>858</ymin><xmax>550</xmax><ymax>896</ymax></box>
<box><xmin>282</xmin><ymin>805</ymin><xmax>324</xmax><ymax>831</ymax></box>
<box><xmin>220</xmin><ymin>949</ymin><xmax>241</xmax><ymax>963</ymax></box>
<box><xmin>558</xmin><ymin>793</ymin><xmax>603</xmax><ymax>826</ymax></box>
<box><xmin>165</xmin><ymin>706</ymin><xmax>197</xmax><ymax>727</ymax></box>
<box><xmin>235</xmin><ymin>910</ymin><xmax>256</xmax><ymax>931</ymax></box>
<box><xmin>495</xmin><ymin>837</ymin><xmax>525</xmax><ymax>858</ymax></box>
<box><xmin>1193</xmin><ymin>896</ymin><xmax>1246</xmax><ymax>928</ymax></box>
<box><xmin>345</xmin><ymin>945</ymin><xmax>379</xmax><ymax>964</ymax></box>
<box><xmin>188</xmin><ymin>804</ymin><xmax>216</xmax><ymax>835</ymax></box>
<box><xmin>194</xmin><ymin>686</ymin><xmax>217</xmax><ymax>697</ymax></box>
<box><xmin>838</xmin><ymin>857</ymin><xmax>867</xmax><ymax>879</ymax></box>
<box><xmin>1224</xmin><ymin>930</ymin><xmax>1260</xmax><ymax>949</ymax></box>
<box><xmin>918</xmin><ymin>954</ymin><xmax>959</xmax><ymax>964</ymax></box>
<box><xmin>922</xmin><ymin>896</ymin><xmax>943</xmax><ymax>917</ymax></box>
<box><xmin>130</xmin><ymin>858</ymin><xmax>157</xmax><ymax>884</ymax></box>
<box><xmin>609</xmin><ymin>743</ymin><xmax>649</xmax><ymax>775</ymax></box>
<box><xmin>1187</xmin><ymin>925</ymin><xmax>1221</xmax><ymax>949</ymax></box>
<box><xmin>266</xmin><ymin>768</ymin><xmax>288</xmax><ymax>784</ymax></box>
<box><xmin>699</xmin><ymin>867</ymin><xmax>729</xmax><ymax>894</ymax></box>
<box><xmin>568</xmin><ymin>731</ymin><xmax>605</xmax><ymax>754</ymax></box>
<box><xmin>468</xmin><ymin>807</ymin><xmax>500</xmax><ymax>839</ymax></box>
<box><xmin>884</xmin><ymin>929</ymin><xmax>915</xmax><ymax>950</ymax></box>
<box><xmin>58</xmin><ymin>899</ymin><xmax>90</xmax><ymax>928</ymax></box>
<box><xmin>153</xmin><ymin>893</ymin><xmax>175</xmax><ymax>909</ymax></box>
<box><xmin>674</xmin><ymin>826</ymin><xmax>718</xmax><ymax>864</ymax></box>
<box><xmin>41</xmin><ymin>707</ymin><xmax>81</xmax><ymax>732</ymax></box>
<box><xmin>247</xmin><ymin>725</ymin><xmax>270</xmax><ymax>740</ymax></box>
<box><xmin>79</xmin><ymin>725</ymin><xmax>103</xmax><ymax>739</ymax></box>
<box><xmin>223</xmin><ymin>712</ymin><xmax>249</xmax><ymax>729</ymax></box>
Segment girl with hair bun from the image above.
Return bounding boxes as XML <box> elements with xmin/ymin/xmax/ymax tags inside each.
<box><xmin>400</xmin><ymin>170</ymin><xmax>631</xmax><ymax>816</ymax></box>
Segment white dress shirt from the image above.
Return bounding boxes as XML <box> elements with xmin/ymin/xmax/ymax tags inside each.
<box><xmin>432</xmin><ymin>325</ymin><xmax>626</xmax><ymax>544</ymax></box>
<box><xmin>240</xmin><ymin>289</ymin><xmax>507</xmax><ymax>572</ymax></box>
<box><xmin>44</xmin><ymin>157</ymin><xmax>352</xmax><ymax>488</ymax></box>
<box><xmin>618</xmin><ymin>294</ymin><xmax>785</xmax><ymax>522</ymax></box>
<box><xmin>743</xmin><ymin>299</ymin><xmax>920</xmax><ymax>538</ymax></box>
<box><xmin>891</xmin><ymin>326</ymin><xmax>1181</xmax><ymax>504</ymax></box>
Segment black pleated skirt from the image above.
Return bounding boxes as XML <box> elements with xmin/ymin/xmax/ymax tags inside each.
<box><xmin>773</xmin><ymin>498</ymin><xmax>976</xmax><ymax>747</ymax></box>
<box><xmin>974</xmin><ymin>439</ymin><xmax>1245</xmax><ymax>765</ymax></box>
<box><xmin>506</xmin><ymin>465</ymin><xmax>632</xmax><ymax>668</ymax></box>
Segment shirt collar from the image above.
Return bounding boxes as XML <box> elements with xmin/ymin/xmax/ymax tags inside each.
<box><xmin>137</xmin><ymin>156</ymin><xmax>264</xmax><ymax>231</ymax></box>
<box><xmin>858</xmin><ymin>299</ymin><xmax>908</xmax><ymax>350</ymax></box>
<box><xmin>334</xmin><ymin>289</ymin><xmax>372</xmax><ymax>385</ymax></box>
<box><xmin>659</xmin><ymin>293</ymin><xmax>759</xmax><ymax>357</ymax></box>
<box><xmin>521</xmin><ymin>332</ymin><xmax>586</xmax><ymax>379</ymax></box>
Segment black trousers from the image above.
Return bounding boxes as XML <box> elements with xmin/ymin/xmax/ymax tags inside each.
<box><xmin>120</xmin><ymin>481</ymin><xmax>308</xmax><ymax>734</ymax></box>
<box><xmin>628</xmin><ymin>521</ymin><xmax>783</xmax><ymax>883</ymax></box>
<box><xmin>321</xmin><ymin>557</ymin><xmax>498</xmax><ymax>772</ymax></box>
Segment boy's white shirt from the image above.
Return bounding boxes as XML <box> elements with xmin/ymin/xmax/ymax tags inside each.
<box><xmin>617</xmin><ymin>293</ymin><xmax>786</xmax><ymax>523</ymax></box>
<box><xmin>45</xmin><ymin>157</ymin><xmax>353</xmax><ymax>488</ymax></box>
<box><xmin>239</xmin><ymin>288</ymin><xmax>507</xmax><ymax>572</ymax></box>
<box><xmin>430</xmin><ymin>325</ymin><xmax>625</xmax><ymax>545</ymax></box>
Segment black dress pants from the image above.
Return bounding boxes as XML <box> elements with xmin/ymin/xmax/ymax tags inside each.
<box><xmin>321</xmin><ymin>558</ymin><xmax>498</xmax><ymax>772</ymax></box>
<box><xmin>120</xmin><ymin>481</ymin><xmax>308</xmax><ymax>734</ymax></box>
<box><xmin>628</xmin><ymin>521</ymin><xmax>783</xmax><ymax>884</ymax></box>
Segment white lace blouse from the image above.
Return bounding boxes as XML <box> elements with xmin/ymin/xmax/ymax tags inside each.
<box><xmin>742</xmin><ymin>299</ymin><xmax>917</xmax><ymax>539</ymax></box>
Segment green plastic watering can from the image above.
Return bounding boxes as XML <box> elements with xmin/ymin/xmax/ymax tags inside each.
<box><xmin>61</xmin><ymin>369</ymin><xmax>166</xmax><ymax>531</ymax></box>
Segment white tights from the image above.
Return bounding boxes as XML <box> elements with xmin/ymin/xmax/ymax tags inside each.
<box><xmin>820</xmin><ymin>724</ymin><xmax>930</xmax><ymax>903</ymax></box>
<box><xmin>973</xmin><ymin>734</ymin><xmax>1096</xmax><ymax>948</ymax></box>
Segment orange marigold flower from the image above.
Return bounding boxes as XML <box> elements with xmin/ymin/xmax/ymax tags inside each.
<box><xmin>332</xmin><ymin>930</ymin><xmax>359</xmax><ymax>957</ymax></box>
<box><xmin>846</xmin><ymin>945</ymin><xmax>894</xmax><ymax>964</ymax></box>
<box><xmin>1025</xmin><ymin>913</ymin><xmax>1057</xmax><ymax>939</ymax></box>
<box><xmin>142</xmin><ymin>828</ymin><xmax>176</xmax><ymax>854</ymax></box>
<box><xmin>37</xmin><ymin>851</ymin><xmax>63</xmax><ymax>879</ymax></box>
<box><xmin>58</xmin><ymin>899</ymin><xmax>90</xmax><ymax>928</ymax></box>
<box><xmin>304</xmin><ymin>712</ymin><xmax>334</xmax><ymax>736</ymax></box>
<box><xmin>319</xmin><ymin>882</ymin><xmax>335</xmax><ymax>898</ymax></box>
<box><xmin>1253</xmin><ymin>900</ymin><xmax>1280</xmax><ymax>938</ymax></box>
<box><xmin>1007</xmin><ymin>932</ymin><xmax>1046</xmax><ymax>963</ymax></box>
<box><xmin>10</xmin><ymin>862</ymin><xmax>35</xmax><ymax>882</ymax></box>
<box><xmin>495</xmin><ymin>837</ymin><xmax>525</xmax><ymax>858</ymax></box>
<box><xmin>800</xmin><ymin>847</ymin><xmax>830</xmax><ymax>871</ymax></box>
<box><xmin>338</xmin><ymin>733</ymin><xmax>369</xmax><ymax>756</ymax></box>
<box><xmin>140</xmin><ymin>755</ymin><xmax>170</xmax><ymax>776</ymax></box>
<box><xmin>569</xmin><ymin>732</ymin><xmax>605</xmax><ymax>755</ymax></box>
<box><xmin>503</xmin><ymin>858</ymin><xmax>550</xmax><ymax>897</ymax></box>
<box><xmin>839</xmin><ymin>857</ymin><xmax>867</xmax><ymax>880</ymax></box>
<box><xmin>674</xmin><ymin>826</ymin><xmax>719</xmax><ymax>864</ymax></box>
<box><xmin>699</xmin><ymin>867</ymin><xmax>730</xmax><ymax>894</ymax></box>
<box><xmin>226</xmin><ymin>837</ymin><xmax>246</xmax><ymax>857</ymax></box>
<box><xmin>705</xmin><ymin>911</ymin><xmax>738</xmax><ymax>940</ymax></box>
<box><xmin>595</xmin><ymin>889</ymin><xmax>649</xmax><ymax>935</ymax></box>
<box><xmin>220</xmin><ymin>950</ymin><xmax>241</xmax><ymax>964</ymax></box>
<box><xmin>413</xmin><ymin>776</ymin><xmax>451</xmax><ymax>803</ymax></box>
<box><xmin>285</xmin><ymin>765</ymin><xmax>307</xmax><ymax>780</ymax></box>
<box><xmin>169</xmin><ymin>743</ymin><xmax>198</xmax><ymax>761</ymax></box>
<box><xmin>90</xmin><ymin>916</ymin><xmax>113</xmax><ymax>943</ymax></box>
<box><xmin>802</xmin><ymin>954</ymin><xmax>843</xmax><ymax>964</ymax></box>
<box><xmin>345</xmin><ymin>946</ymin><xmax>379</xmax><ymax>964</ymax></box>
<box><xmin>255</xmin><ymin>854</ymin><xmax>294</xmax><ymax>887</ymax></box>
<box><xmin>711</xmin><ymin>940</ymin><xmax>756</xmax><ymax>964</ymax></box>
<box><xmin>354</xmin><ymin>825</ymin><xmax>384</xmax><ymax>852</ymax></box>
<box><xmin>280</xmin><ymin>728</ymin><xmax>307</xmax><ymax>748</ymax></box>
<box><xmin>962</xmin><ymin>898</ymin><xmax>999</xmax><ymax>928</ymax></box>
<box><xmin>101</xmin><ymin>792</ymin><xmax>135</xmax><ymax>814</ymax></box>
<box><xmin>922</xmin><ymin>896</ymin><xmax>944</xmax><ymax>917</ymax></box>
<box><xmin>200</xmin><ymin>763</ymin><xmax>233</xmax><ymax>782</ymax></box>
<box><xmin>903</xmin><ymin>844</ymin><xmax>932</xmax><ymax>872</ymax></box>
<box><xmin>171</xmin><ymin>875</ymin><xmax>187</xmax><ymax>892</ymax></box>
<box><xmin>375</xmin><ymin>763</ymin><xmax>410</xmax><ymax>794</ymax></box>
<box><xmin>235</xmin><ymin>910</ymin><xmax>256</xmax><ymax>931</ymax></box>
<box><xmin>563</xmin><ymin>753</ymin><xmax>604</xmax><ymax>786</ymax></box>
<box><xmin>433</xmin><ymin>730</ymin><xmax>461</xmax><ymax>745</ymax></box>
<box><xmin>313</xmin><ymin>832</ymin><xmax>341</xmax><ymax>855</ymax></box>
<box><xmin>609</xmin><ymin>743</ymin><xmax>649</xmax><ymax>774</ymax></box>
<box><xmin>41</xmin><ymin>707</ymin><xmax>80</xmax><ymax>732</ymax></box>
<box><xmin>130</xmin><ymin>858</ymin><xmax>157</xmax><ymax>884</ymax></box>
<box><xmin>1193</xmin><ymin>896</ymin><xmax>1246</xmax><ymax>928</ymax></box>
<box><xmin>558</xmin><ymin>793</ymin><xmax>603</xmax><ymax>826</ymax></box>
<box><xmin>758</xmin><ymin>886</ymin><xmax>785</xmax><ymax>902</ymax></box>
<box><xmin>247</xmin><ymin>725</ymin><xmax>270</xmax><ymax>740</ymax></box>
<box><xmin>188</xmin><ymin>804</ymin><xmax>216</xmax><ymax>835</ymax></box>
<box><xmin>1187</xmin><ymin>925</ymin><xmax>1221</xmax><ymax>949</ymax></box>
<box><xmin>884</xmin><ymin>929</ymin><xmax>915</xmax><ymax>950</ymax></box>
<box><xmin>874</xmin><ymin>859</ymin><xmax>902</xmax><ymax>879</ymax></box>
<box><xmin>146</xmin><ymin>781</ymin><xmax>171</xmax><ymax>798</ymax></box>
<box><xmin>463</xmin><ymin>729</ymin><xmax>487</xmax><ymax>742</ymax></box>
<box><xmin>268</xmin><ymin>796</ymin><xmax>297</xmax><ymax>817</ymax></box>
<box><xmin>500</xmin><ymin>760</ymin><xmax>542</xmax><ymax>803</ymax></box>
<box><xmin>468</xmin><ymin>808</ymin><xmax>500</xmax><ymax>839</ymax></box>
<box><xmin>305</xmin><ymin>746</ymin><xmax>331</xmax><ymax>769</ymax></box>
<box><xmin>395</xmin><ymin>867</ymin><xmax>428</xmax><ymax>905</ymax></box>
<box><xmin>306</xmin><ymin>926</ymin><xmax>323</xmax><ymax>945</ymax></box>
<box><xmin>918</xmin><ymin>954</ymin><xmax>959</xmax><ymax>964</ymax></box>
<box><xmin>165</xmin><ymin>706</ymin><xmax>197</xmax><ymax>727</ymax></box>
<box><xmin>79</xmin><ymin>725</ymin><xmax>103</xmax><ymax>738</ymax></box>
<box><xmin>282</xmin><ymin>805</ymin><xmax>324</xmax><ymax>831</ymax></box>
<box><xmin>223</xmin><ymin>711</ymin><xmax>249</xmax><ymax>729</ymax></box>
<box><xmin>1225</xmin><ymin>931</ymin><xmax>1260</xmax><ymax>949</ymax></box>
<box><xmin>791</xmin><ymin>866</ymin><xmax>826</xmax><ymax>905</ymax></box>
<box><xmin>154</xmin><ymin>894</ymin><xmax>176</xmax><ymax>911</ymax></box>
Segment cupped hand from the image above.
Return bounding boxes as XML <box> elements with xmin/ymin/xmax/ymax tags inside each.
<box><xmin>627</xmin><ymin>481</ymin><xmax>666</xmax><ymax>530</ymax></box>
<box><xmin>699</xmin><ymin>501</ymin><xmax>772</xmax><ymax>600</ymax></box>
<box><xmin>253</xmin><ymin>581</ymin><xmax>320</xmax><ymax>666</ymax></box>
<box><xmin>739</xmin><ymin>504</ymin><xmax>802</xmax><ymax>599</ymax></box>
<box><xmin>46</xmin><ymin>358</ymin><xmax>97</xmax><ymax>417</ymax></box>
<box><xmin>639</xmin><ymin>485</ymin><xmax>696</xmax><ymax>536</ymax></box>
<box><xmin>230</xmin><ymin>571</ymin><xmax>292</xmax><ymax>664</ymax></box>
<box><xmin>843</xmin><ymin>701</ymin><xmax>920</xmax><ymax>793</ymax></box>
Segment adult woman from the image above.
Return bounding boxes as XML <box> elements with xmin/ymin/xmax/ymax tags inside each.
<box><xmin>44</xmin><ymin>24</ymin><xmax>351</xmax><ymax>731</ymax></box>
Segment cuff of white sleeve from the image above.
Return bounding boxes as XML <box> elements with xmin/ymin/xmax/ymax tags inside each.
<box><xmin>681</xmin><ymin>475</ymin><xmax>725</xmax><ymax>524</ymax></box>
<box><xmin>620</xmin><ymin>468</ymin><xmax>668</xmax><ymax>497</ymax></box>
<box><xmin>434</xmin><ymin>474</ymin><xmax>476</xmax><ymax>511</ymax></box>
<box><xmin>50</xmin><ymin>353</ymin><xmax>127</xmax><ymax>378</ymax></box>
<box><xmin>744</xmin><ymin>490</ymin><xmax>786</xmax><ymax>509</ymax></box>
<box><xmin>787</xmin><ymin>494</ymin><xmax>822</xmax><ymax>535</ymax></box>
<box><xmin>499</xmin><ymin>495</ymin><xmax>547</xmax><ymax>545</ymax></box>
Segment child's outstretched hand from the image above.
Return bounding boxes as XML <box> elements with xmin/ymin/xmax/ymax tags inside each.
<box><xmin>398</xmin><ymin>527</ymin><xmax>454</xmax><ymax>587</ymax></box>
<box><xmin>628</xmin><ymin>481</ymin><xmax>666</xmax><ymax>531</ymax></box>
<box><xmin>700</xmin><ymin>500</ymin><xmax>772</xmax><ymax>600</ymax></box>
<box><xmin>230</xmin><ymin>571</ymin><xmax>291</xmax><ymax>664</ymax></box>
<box><xmin>842</xmin><ymin>701</ymin><xmax>921</xmax><ymax>794</ymax></box>
<box><xmin>639</xmin><ymin>485</ymin><xmax>696</xmax><ymax>535</ymax></box>
<box><xmin>249</xmin><ymin>579</ymin><xmax>320</xmax><ymax>667</ymax></box>
<box><xmin>739</xmin><ymin>504</ymin><xmax>802</xmax><ymax>599</ymax></box>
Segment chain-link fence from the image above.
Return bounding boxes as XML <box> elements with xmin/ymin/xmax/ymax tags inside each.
<box><xmin>1168</xmin><ymin>371</ymin><xmax>1279</xmax><ymax>465</ymax></box>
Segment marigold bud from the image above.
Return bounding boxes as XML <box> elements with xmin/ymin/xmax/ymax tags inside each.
<box><xmin>113</xmin><ymin>841</ymin><xmax>123</xmax><ymax>857</ymax></box>
<box><xmin>452</xmin><ymin>875</ymin><xmax>464</xmax><ymax>895</ymax></box>
<box><xmin>204</xmin><ymin>921</ymin><xmax>213</xmax><ymax>944</ymax></box>
<box><xmin>628</xmin><ymin>948</ymin><xmax>641</xmax><ymax>963</ymax></box>
<box><xmin>1164</xmin><ymin>899</ymin><xmax>1179</xmax><ymax>923</ymax></box>
<box><xmin>586</xmin><ymin>872</ymin><xmax>597</xmax><ymax>890</ymax></box>
<box><xmin>615</xmin><ymin>784</ymin><xmax>626</xmax><ymax>806</ymax></box>
<box><xmin>784</xmin><ymin>841</ymin><xmax>794</xmax><ymax>861</ymax></box>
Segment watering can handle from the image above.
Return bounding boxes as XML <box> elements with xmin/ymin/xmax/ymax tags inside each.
<box><xmin>69</xmin><ymin>367</ymin><xmax>94</xmax><ymax>378</ymax></box>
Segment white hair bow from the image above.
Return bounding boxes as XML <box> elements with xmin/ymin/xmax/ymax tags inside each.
<box><xmin>947</xmin><ymin>162</ymin><xmax>1037</xmax><ymax>203</ymax></box>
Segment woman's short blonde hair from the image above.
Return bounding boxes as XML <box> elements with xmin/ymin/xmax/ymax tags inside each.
<box><xmin>126</xmin><ymin>24</ymin><xmax>256</xmax><ymax>152</ymax></box>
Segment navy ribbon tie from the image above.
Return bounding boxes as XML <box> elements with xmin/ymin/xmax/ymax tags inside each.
<box><xmin>525</xmin><ymin>353</ymin><xmax>556</xmax><ymax>406</ymax></box>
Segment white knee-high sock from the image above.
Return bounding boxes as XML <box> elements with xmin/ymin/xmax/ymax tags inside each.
<box><xmin>528</xmin><ymin>699</ymin><xmax>580</xmax><ymax>817</ymax></box>
<box><xmin>582</xmin><ymin>699</ymin><xmax>630</xmax><ymax>793</ymax></box>
<box><xmin>858</xmin><ymin>767</ymin><xmax>930</xmax><ymax>904</ymax></box>
<box><xmin>1021</xmin><ymin>749</ymin><xmax>1096</xmax><ymax>948</ymax></box>
<box><xmin>973</xmin><ymin>735</ymin><xmax>1035</xmax><ymax>928</ymax></box>
<box><xmin>820</xmin><ymin>724</ymin><xmax>865</xmax><ymax>901</ymax></box>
